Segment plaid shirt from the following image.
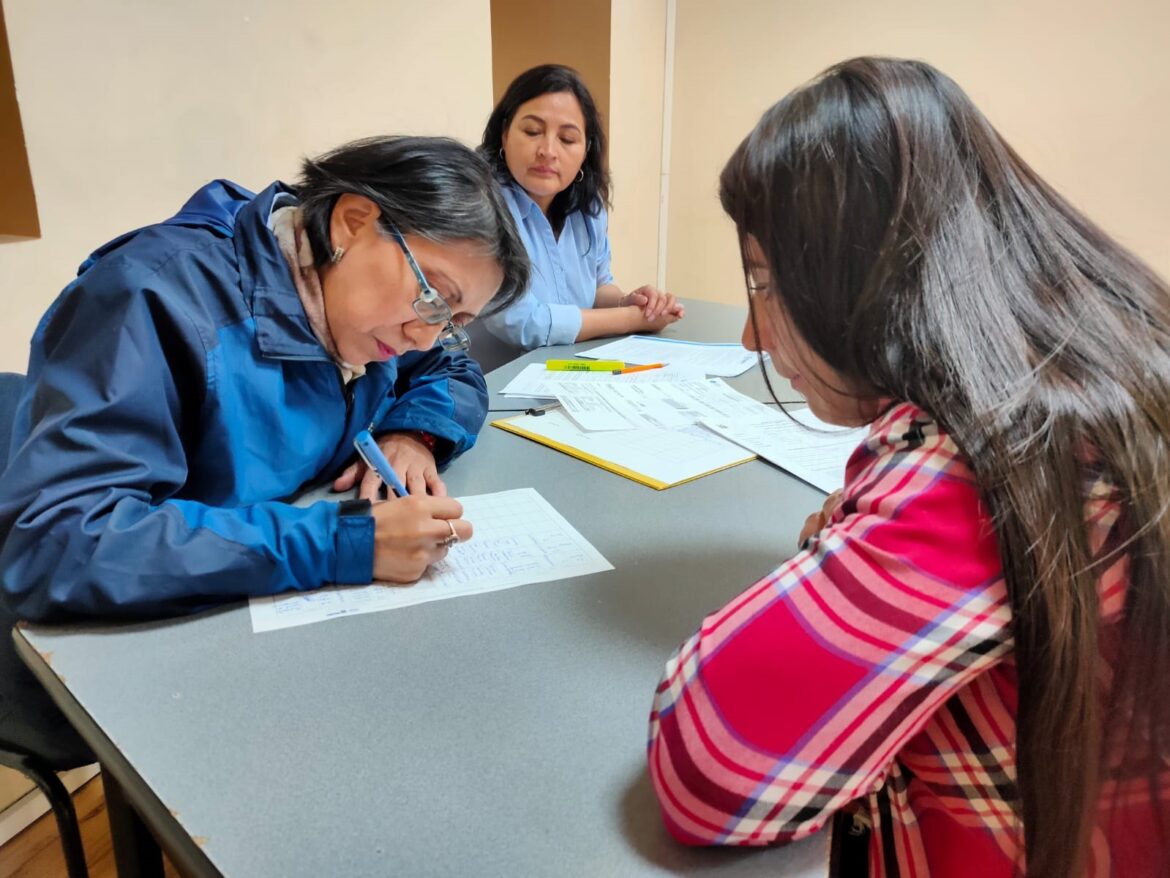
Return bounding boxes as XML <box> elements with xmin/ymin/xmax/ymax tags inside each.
<box><xmin>648</xmin><ymin>402</ymin><xmax>1157</xmax><ymax>876</ymax></box>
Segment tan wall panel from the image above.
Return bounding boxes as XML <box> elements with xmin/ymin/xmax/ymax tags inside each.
<box><xmin>489</xmin><ymin>0</ymin><xmax>611</xmax><ymax>141</ymax></box>
<box><xmin>0</xmin><ymin>1</ymin><xmax>38</xmax><ymax>239</ymax></box>
<box><xmin>0</xmin><ymin>0</ymin><xmax>493</xmax><ymax>373</ymax></box>
<box><xmin>608</xmin><ymin>0</ymin><xmax>666</xmax><ymax>290</ymax></box>
<box><xmin>666</xmin><ymin>0</ymin><xmax>1170</xmax><ymax>307</ymax></box>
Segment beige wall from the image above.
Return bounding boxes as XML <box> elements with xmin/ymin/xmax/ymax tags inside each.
<box><xmin>608</xmin><ymin>0</ymin><xmax>667</xmax><ymax>289</ymax></box>
<box><xmin>665</xmin><ymin>0</ymin><xmax>1170</xmax><ymax>306</ymax></box>
<box><xmin>0</xmin><ymin>0</ymin><xmax>494</xmax><ymax>373</ymax></box>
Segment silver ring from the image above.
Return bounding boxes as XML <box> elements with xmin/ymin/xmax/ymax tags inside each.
<box><xmin>439</xmin><ymin>519</ymin><xmax>459</xmax><ymax>548</ymax></box>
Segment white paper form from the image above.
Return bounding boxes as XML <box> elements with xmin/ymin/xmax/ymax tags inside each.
<box><xmin>701</xmin><ymin>406</ymin><xmax>869</xmax><ymax>494</ymax></box>
<box><xmin>495</xmin><ymin>409</ymin><xmax>755</xmax><ymax>488</ymax></box>
<box><xmin>556</xmin><ymin>378</ymin><xmax>777</xmax><ymax>432</ymax></box>
<box><xmin>248</xmin><ymin>488</ymin><xmax>612</xmax><ymax>633</ymax></box>
<box><xmin>498</xmin><ymin>362</ymin><xmax>703</xmax><ymax>398</ymax></box>
<box><xmin>577</xmin><ymin>336</ymin><xmax>762</xmax><ymax>377</ymax></box>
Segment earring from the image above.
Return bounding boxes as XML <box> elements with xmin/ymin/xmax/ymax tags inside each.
<box><xmin>498</xmin><ymin>148</ymin><xmax>505</xmax><ymax>161</ymax></box>
<box><xmin>576</xmin><ymin>169</ymin><xmax>585</xmax><ymax>183</ymax></box>
<box><xmin>331</xmin><ymin>246</ymin><xmax>345</xmax><ymax>264</ymax></box>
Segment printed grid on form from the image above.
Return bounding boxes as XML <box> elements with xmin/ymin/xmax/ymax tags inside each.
<box><xmin>423</xmin><ymin>488</ymin><xmax>601</xmax><ymax>588</ymax></box>
<box><xmin>248</xmin><ymin>488</ymin><xmax>612</xmax><ymax>633</ymax></box>
<box><xmin>555</xmin><ymin>378</ymin><xmax>774</xmax><ymax>432</ymax></box>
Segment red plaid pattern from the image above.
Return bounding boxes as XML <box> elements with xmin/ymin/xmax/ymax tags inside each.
<box><xmin>648</xmin><ymin>402</ymin><xmax>1162</xmax><ymax>876</ymax></box>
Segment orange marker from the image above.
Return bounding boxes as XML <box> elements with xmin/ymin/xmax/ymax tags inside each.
<box><xmin>612</xmin><ymin>362</ymin><xmax>665</xmax><ymax>375</ymax></box>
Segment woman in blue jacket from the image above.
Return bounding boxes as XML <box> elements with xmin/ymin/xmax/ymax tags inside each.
<box><xmin>476</xmin><ymin>64</ymin><xmax>685</xmax><ymax>352</ymax></box>
<box><xmin>0</xmin><ymin>135</ymin><xmax>529</xmax><ymax>622</ymax></box>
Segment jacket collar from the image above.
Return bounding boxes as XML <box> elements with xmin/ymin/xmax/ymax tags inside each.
<box><xmin>231</xmin><ymin>181</ymin><xmax>331</xmax><ymax>361</ymax></box>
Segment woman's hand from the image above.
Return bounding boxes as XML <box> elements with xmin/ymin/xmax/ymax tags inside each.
<box><xmin>379</xmin><ymin>433</ymin><xmax>446</xmax><ymax>497</ymax></box>
<box><xmin>629</xmin><ymin>305</ymin><xmax>684</xmax><ymax>334</ymax></box>
<box><xmin>620</xmin><ymin>285</ymin><xmax>685</xmax><ymax>322</ymax></box>
<box><xmin>371</xmin><ymin>495</ymin><xmax>472</xmax><ymax>583</ymax></box>
<box><xmin>332</xmin><ymin>432</ymin><xmax>447</xmax><ymax>498</ymax></box>
<box><xmin>798</xmin><ymin>489</ymin><xmax>844</xmax><ymax>548</ymax></box>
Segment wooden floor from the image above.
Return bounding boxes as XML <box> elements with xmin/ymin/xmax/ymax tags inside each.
<box><xmin>0</xmin><ymin>776</ymin><xmax>180</xmax><ymax>878</ymax></box>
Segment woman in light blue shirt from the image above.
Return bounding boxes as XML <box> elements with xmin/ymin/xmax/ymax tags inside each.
<box><xmin>478</xmin><ymin>64</ymin><xmax>685</xmax><ymax>350</ymax></box>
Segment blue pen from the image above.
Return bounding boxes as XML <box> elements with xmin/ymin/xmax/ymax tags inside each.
<box><xmin>353</xmin><ymin>430</ymin><xmax>409</xmax><ymax>498</ymax></box>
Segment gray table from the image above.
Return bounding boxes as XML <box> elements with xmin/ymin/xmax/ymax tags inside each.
<box><xmin>481</xmin><ymin>298</ymin><xmax>803</xmax><ymax>411</ymax></box>
<box><xmin>15</xmin><ymin>423</ymin><xmax>831</xmax><ymax>877</ymax></box>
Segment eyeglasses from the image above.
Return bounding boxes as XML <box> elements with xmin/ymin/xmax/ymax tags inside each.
<box><xmin>387</xmin><ymin>226</ymin><xmax>471</xmax><ymax>353</ymax></box>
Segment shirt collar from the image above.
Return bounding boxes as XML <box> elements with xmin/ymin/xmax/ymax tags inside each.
<box><xmin>504</xmin><ymin>180</ymin><xmax>548</xmax><ymax>221</ymax></box>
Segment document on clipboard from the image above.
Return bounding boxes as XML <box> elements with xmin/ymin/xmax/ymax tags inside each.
<box><xmin>491</xmin><ymin>409</ymin><xmax>756</xmax><ymax>489</ymax></box>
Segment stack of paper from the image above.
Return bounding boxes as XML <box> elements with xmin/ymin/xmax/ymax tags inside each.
<box><xmin>498</xmin><ymin>362</ymin><xmax>702</xmax><ymax>399</ymax></box>
<box><xmin>493</xmin><ymin>338</ymin><xmax>858</xmax><ymax>492</ymax></box>
<box><xmin>702</xmin><ymin>406</ymin><xmax>869</xmax><ymax>493</ymax></box>
<box><xmin>492</xmin><ymin>377</ymin><xmax>773</xmax><ymax>488</ymax></box>
<box><xmin>551</xmin><ymin>377</ymin><xmax>768</xmax><ymax>432</ymax></box>
<box><xmin>577</xmin><ymin>336</ymin><xmax>761</xmax><ymax>377</ymax></box>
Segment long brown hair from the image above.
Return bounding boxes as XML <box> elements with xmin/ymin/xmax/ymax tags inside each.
<box><xmin>720</xmin><ymin>57</ymin><xmax>1170</xmax><ymax>876</ymax></box>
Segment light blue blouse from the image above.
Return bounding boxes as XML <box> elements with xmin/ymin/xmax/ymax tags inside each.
<box><xmin>480</xmin><ymin>183</ymin><xmax>614</xmax><ymax>349</ymax></box>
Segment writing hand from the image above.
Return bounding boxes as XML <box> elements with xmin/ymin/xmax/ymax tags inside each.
<box><xmin>371</xmin><ymin>495</ymin><xmax>472</xmax><ymax>583</ymax></box>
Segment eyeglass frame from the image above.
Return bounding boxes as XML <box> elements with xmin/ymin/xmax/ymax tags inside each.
<box><xmin>386</xmin><ymin>225</ymin><xmax>471</xmax><ymax>353</ymax></box>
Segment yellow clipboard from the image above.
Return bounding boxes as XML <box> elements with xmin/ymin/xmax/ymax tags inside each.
<box><xmin>490</xmin><ymin>411</ymin><xmax>755</xmax><ymax>490</ymax></box>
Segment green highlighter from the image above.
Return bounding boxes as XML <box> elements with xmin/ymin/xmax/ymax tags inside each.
<box><xmin>545</xmin><ymin>359</ymin><xmax>626</xmax><ymax>372</ymax></box>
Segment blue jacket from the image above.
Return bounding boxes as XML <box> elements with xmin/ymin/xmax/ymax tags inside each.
<box><xmin>0</xmin><ymin>180</ymin><xmax>488</xmax><ymax>621</ymax></box>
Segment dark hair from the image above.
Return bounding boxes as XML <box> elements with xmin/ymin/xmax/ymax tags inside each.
<box><xmin>479</xmin><ymin>64</ymin><xmax>611</xmax><ymax>234</ymax></box>
<box><xmin>720</xmin><ymin>57</ymin><xmax>1170</xmax><ymax>876</ymax></box>
<box><xmin>297</xmin><ymin>135</ymin><xmax>529</xmax><ymax>316</ymax></box>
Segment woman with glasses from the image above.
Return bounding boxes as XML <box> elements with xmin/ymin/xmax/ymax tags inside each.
<box><xmin>0</xmin><ymin>135</ymin><xmax>529</xmax><ymax>621</ymax></box>
<box><xmin>647</xmin><ymin>58</ymin><xmax>1169</xmax><ymax>876</ymax></box>
<box><xmin>475</xmin><ymin>64</ymin><xmax>685</xmax><ymax>354</ymax></box>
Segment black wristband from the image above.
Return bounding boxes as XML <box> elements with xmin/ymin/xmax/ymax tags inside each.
<box><xmin>338</xmin><ymin>498</ymin><xmax>372</xmax><ymax>517</ymax></box>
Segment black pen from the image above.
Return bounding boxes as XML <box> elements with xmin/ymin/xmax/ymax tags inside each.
<box><xmin>526</xmin><ymin>402</ymin><xmax>560</xmax><ymax>416</ymax></box>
